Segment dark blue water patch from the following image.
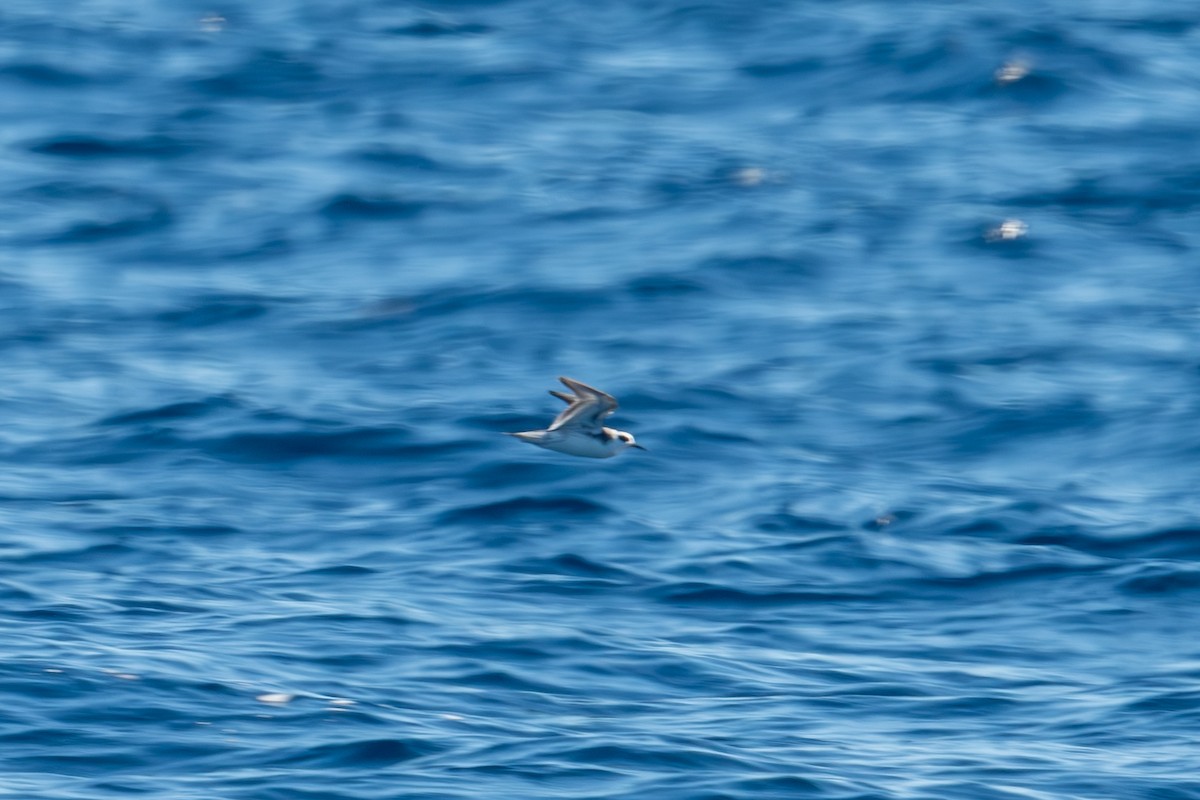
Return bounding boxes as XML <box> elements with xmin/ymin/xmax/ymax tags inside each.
<box><xmin>503</xmin><ymin>552</ymin><xmax>640</xmax><ymax>581</ymax></box>
<box><xmin>218</xmin><ymin>233</ymin><xmax>296</xmax><ymax>261</ymax></box>
<box><xmin>352</xmin><ymin>146</ymin><xmax>442</xmax><ymax>170</ymax></box>
<box><xmin>736</xmin><ymin>14</ymin><xmax>1102</xmax><ymax>108</ymax></box>
<box><xmin>671</xmin><ymin>424</ymin><xmax>758</xmax><ymax>447</ymax></box>
<box><xmin>24</xmin><ymin>429</ymin><xmax>185</xmax><ymax>466</ymax></box>
<box><xmin>14</xmin><ymin>181</ymin><xmax>172</xmax><ymax>243</ymax></box>
<box><xmin>27</xmin><ymin>134</ymin><xmax>197</xmax><ymax>159</ymax></box>
<box><xmin>154</xmin><ymin>295</ymin><xmax>278</xmax><ymax>327</ymax></box>
<box><xmin>914</xmin><ymin>346</ymin><xmax>1071</xmax><ymax>375</ymax></box>
<box><xmin>1007</xmin><ymin>173</ymin><xmax>1200</xmax><ymax>214</ymax></box>
<box><xmin>0</xmin><ymin>62</ymin><xmax>90</xmax><ymax>86</ymax></box>
<box><xmin>1101</xmin><ymin>14</ymin><xmax>1200</xmax><ymax>35</ymax></box>
<box><xmin>297</xmin><ymin>564</ymin><xmax>378</xmax><ymax>578</ymax></box>
<box><xmin>730</xmin><ymin>775</ymin><xmax>837</xmax><ymax>797</ymax></box>
<box><xmin>191</xmin><ymin>49</ymin><xmax>327</xmax><ymax>100</ymax></box>
<box><xmin>92</xmin><ymin>523</ymin><xmax>241</xmax><ymax>539</ymax></box>
<box><xmin>1002</xmin><ymin>23</ymin><xmax>1140</xmax><ymax>77</ymax></box>
<box><xmin>750</xmin><ymin>512</ymin><xmax>848</xmax><ymax>535</ymax></box>
<box><xmin>739</xmin><ymin>57</ymin><xmax>825</xmax><ymax>79</ymax></box>
<box><xmin>437</xmin><ymin>496</ymin><xmax>612</xmax><ymax>525</ymax></box>
<box><xmin>979</xmin><ymin>70</ymin><xmax>1071</xmax><ymax>104</ymax></box>
<box><xmin>98</xmin><ymin>395</ymin><xmax>242</xmax><ymax>426</ymax></box>
<box><xmin>450</xmin><ymin>665</ymin><xmax>586</xmax><ymax>697</ymax></box>
<box><xmin>497</xmin><ymin>554</ymin><xmax>647</xmax><ymax>596</ymax></box>
<box><xmin>0</xmin><ymin>581</ymin><xmax>39</xmax><ymax>602</ymax></box>
<box><xmin>0</xmin><ymin>667</ymin><xmax>108</xmax><ymax>703</ymax></box>
<box><xmin>649</xmin><ymin>581</ymin><xmax>874</xmax><ymax>607</ymax></box>
<box><xmin>230</xmin><ymin>614</ymin><xmax>422</xmax><ymax>638</ymax></box>
<box><xmin>700</xmin><ymin>252</ymin><xmax>827</xmax><ymax>287</ymax></box>
<box><xmin>449</xmin><ymin>63</ymin><xmax>559</xmax><ymax>90</ymax></box>
<box><xmin>266</xmin><ymin>736</ymin><xmax>442</xmax><ymax>768</ymax></box>
<box><xmin>937</xmin><ymin>397</ymin><xmax>1106</xmax><ymax>455</ymax></box>
<box><xmin>9</xmin><ymin>542</ymin><xmax>144</xmax><ymax>568</ymax></box>
<box><xmin>11</xmin><ymin>604</ymin><xmax>97</xmax><ymax>622</ymax></box>
<box><xmin>383</xmin><ymin>18</ymin><xmax>493</xmax><ymax>38</ymax></box>
<box><xmin>220</xmin><ymin>788</ymin><xmax>380</xmax><ymax>800</ymax></box>
<box><xmin>107</xmin><ymin>597</ymin><xmax>213</xmax><ymax>615</ymax></box>
<box><xmin>462</xmin><ymin>460</ymin><xmax>578</xmax><ymax>489</ymax></box>
<box><xmin>425</xmin><ymin>284</ymin><xmax>620</xmax><ymax>319</ymax></box>
<box><xmin>625</xmin><ymin>273</ymin><xmax>709</xmax><ymax>297</ymax></box>
<box><xmin>861</xmin><ymin>38</ymin><xmax>1010</xmax><ymax>104</ymax></box>
<box><xmin>321</xmin><ymin>193</ymin><xmax>433</xmax><ymax>220</ymax></box>
<box><xmin>555</xmin><ymin>741</ymin><xmax>761</xmax><ymax>774</ymax></box>
<box><xmin>1020</xmin><ymin>527</ymin><xmax>1200</xmax><ymax>560</ymax></box>
<box><xmin>1116</xmin><ymin>564</ymin><xmax>1200</xmax><ymax>596</ymax></box>
<box><xmin>199</xmin><ymin>426</ymin><xmax>428</xmax><ymax>462</ymax></box>
<box><xmin>908</xmin><ymin>559</ymin><xmax>1112</xmax><ymax>593</ymax></box>
<box><xmin>1124</xmin><ymin>690</ymin><xmax>1200</xmax><ymax>713</ymax></box>
<box><xmin>1139</xmin><ymin>785</ymin><xmax>1200</xmax><ymax>800</ymax></box>
<box><xmin>4</xmin><ymin>747</ymin><xmax>153</xmax><ymax>777</ymax></box>
<box><xmin>435</xmin><ymin>633</ymin><xmax>609</xmax><ymax>663</ymax></box>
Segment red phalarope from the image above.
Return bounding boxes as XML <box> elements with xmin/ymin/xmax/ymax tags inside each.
<box><xmin>507</xmin><ymin>377</ymin><xmax>646</xmax><ymax>459</ymax></box>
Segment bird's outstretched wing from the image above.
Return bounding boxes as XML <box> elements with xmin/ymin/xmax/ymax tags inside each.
<box><xmin>547</xmin><ymin>377</ymin><xmax>618</xmax><ymax>432</ymax></box>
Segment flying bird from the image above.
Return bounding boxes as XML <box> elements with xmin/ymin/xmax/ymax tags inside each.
<box><xmin>507</xmin><ymin>377</ymin><xmax>645</xmax><ymax>459</ymax></box>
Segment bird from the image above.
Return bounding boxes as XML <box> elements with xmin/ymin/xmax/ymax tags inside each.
<box><xmin>507</xmin><ymin>377</ymin><xmax>646</xmax><ymax>459</ymax></box>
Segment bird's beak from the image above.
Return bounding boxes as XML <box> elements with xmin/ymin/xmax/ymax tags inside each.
<box><xmin>632</xmin><ymin>444</ymin><xmax>648</xmax><ymax>451</ymax></box>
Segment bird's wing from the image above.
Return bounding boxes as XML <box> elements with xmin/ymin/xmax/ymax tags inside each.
<box><xmin>547</xmin><ymin>377</ymin><xmax>618</xmax><ymax>432</ymax></box>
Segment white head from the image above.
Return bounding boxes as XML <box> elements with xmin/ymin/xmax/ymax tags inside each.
<box><xmin>613</xmin><ymin>430</ymin><xmax>646</xmax><ymax>452</ymax></box>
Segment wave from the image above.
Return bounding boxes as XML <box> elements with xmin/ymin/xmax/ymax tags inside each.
<box><xmin>437</xmin><ymin>496</ymin><xmax>612</xmax><ymax>525</ymax></box>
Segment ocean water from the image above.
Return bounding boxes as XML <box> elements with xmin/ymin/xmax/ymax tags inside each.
<box><xmin>3</xmin><ymin>1</ymin><xmax>1200</xmax><ymax>798</ymax></box>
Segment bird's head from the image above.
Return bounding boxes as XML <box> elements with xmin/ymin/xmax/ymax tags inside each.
<box><xmin>615</xmin><ymin>431</ymin><xmax>647</xmax><ymax>452</ymax></box>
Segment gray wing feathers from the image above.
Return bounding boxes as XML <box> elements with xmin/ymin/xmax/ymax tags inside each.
<box><xmin>558</xmin><ymin>377</ymin><xmax>617</xmax><ymax>406</ymax></box>
<box><xmin>546</xmin><ymin>377</ymin><xmax>618</xmax><ymax>432</ymax></box>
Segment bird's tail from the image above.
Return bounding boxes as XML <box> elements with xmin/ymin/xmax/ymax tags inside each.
<box><xmin>505</xmin><ymin>431</ymin><xmax>545</xmax><ymax>442</ymax></box>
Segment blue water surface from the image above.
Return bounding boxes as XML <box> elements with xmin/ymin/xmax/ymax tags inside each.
<box><xmin>3</xmin><ymin>1</ymin><xmax>1200</xmax><ymax>798</ymax></box>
